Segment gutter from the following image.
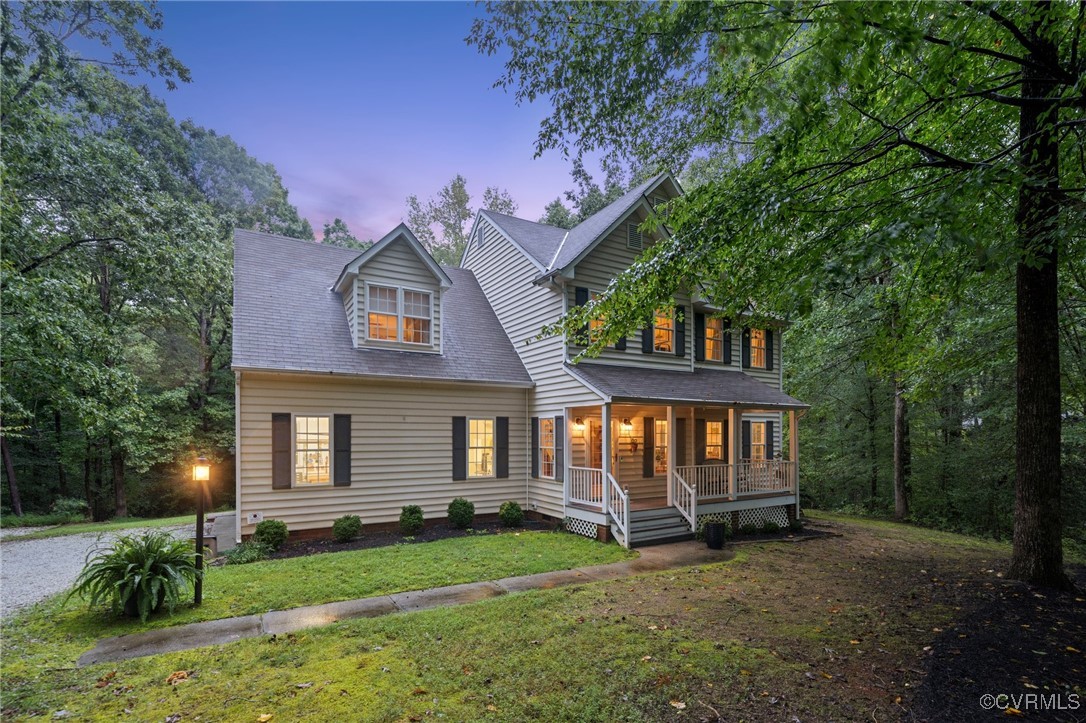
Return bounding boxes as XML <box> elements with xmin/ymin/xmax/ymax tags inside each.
<box><xmin>231</xmin><ymin>365</ymin><xmax>535</xmax><ymax>389</ymax></box>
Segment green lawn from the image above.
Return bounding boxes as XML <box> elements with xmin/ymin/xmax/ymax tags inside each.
<box><xmin>1</xmin><ymin>514</ymin><xmax>198</xmax><ymax>540</ymax></box>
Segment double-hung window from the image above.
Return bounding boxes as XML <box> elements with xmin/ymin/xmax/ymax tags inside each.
<box><xmin>750</xmin><ymin>422</ymin><xmax>767</xmax><ymax>461</ymax></box>
<box><xmin>750</xmin><ymin>328</ymin><xmax>767</xmax><ymax>368</ymax></box>
<box><xmin>653</xmin><ymin>309</ymin><xmax>674</xmax><ymax>353</ymax></box>
<box><xmin>705</xmin><ymin>317</ymin><xmax>725</xmax><ymax>362</ymax></box>
<box><xmin>588</xmin><ymin>291</ymin><xmax>605</xmax><ymax>342</ymax></box>
<box><xmin>706</xmin><ymin>421</ymin><xmax>723</xmax><ymax>461</ymax></box>
<box><xmin>403</xmin><ymin>290</ymin><xmax>431</xmax><ymax>344</ymax></box>
<box><xmin>468</xmin><ymin>418</ymin><xmax>494</xmax><ymax>478</ymax></box>
<box><xmin>368</xmin><ymin>285</ymin><xmax>399</xmax><ymax>341</ymax></box>
<box><xmin>295</xmin><ymin>416</ymin><xmax>331</xmax><ymax>485</ymax></box>
<box><xmin>539</xmin><ymin>418</ymin><xmax>556</xmax><ymax>479</ymax></box>
<box><xmin>367</xmin><ymin>285</ymin><xmax>433</xmax><ymax>346</ymax></box>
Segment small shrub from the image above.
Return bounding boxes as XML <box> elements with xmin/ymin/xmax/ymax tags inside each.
<box><xmin>739</xmin><ymin>523</ymin><xmax>760</xmax><ymax>536</ymax></box>
<box><xmin>498</xmin><ymin>500</ymin><xmax>524</xmax><ymax>528</ymax></box>
<box><xmin>447</xmin><ymin>497</ymin><xmax>475</xmax><ymax>529</ymax></box>
<box><xmin>400</xmin><ymin>505</ymin><xmax>425</xmax><ymax>535</ymax></box>
<box><xmin>222</xmin><ymin>540</ymin><xmax>269</xmax><ymax>565</ymax></box>
<box><xmin>761</xmin><ymin>520</ymin><xmax>781</xmax><ymax>534</ymax></box>
<box><xmin>50</xmin><ymin>497</ymin><xmax>89</xmax><ymax>521</ymax></box>
<box><xmin>789</xmin><ymin>518</ymin><xmax>804</xmax><ymax>533</ymax></box>
<box><xmin>332</xmin><ymin>514</ymin><xmax>363</xmax><ymax>542</ymax></box>
<box><xmin>253</xmin><ymin>519</ymin><xmax>289</xmax><ymax>551</ymax></box>
<box><xmin>68</xmin><ymin>531</ymin><xmax>198</xmax><ymax>622</ymax></box>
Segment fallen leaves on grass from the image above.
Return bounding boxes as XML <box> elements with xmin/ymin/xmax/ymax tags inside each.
<box><xmin>164</xmin><ymin>671</ymin><xmax>189</xmax><ymax>686</ymax></box>
<box><xmin>94</xmin><ymin>672</ymin><xmax>115</xmax><ymax>688</ymax></box>
<box><xmin>670</xmin><ymin>700</ymin><xmax>687</xmax><ymax>709</ymax></box>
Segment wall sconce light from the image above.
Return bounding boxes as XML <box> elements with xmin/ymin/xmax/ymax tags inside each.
<box><xmin>620</xmin><ymin>418</ymin><xmax>633</xmax><ymax>436</ymax></box>
<box><xmin>572</xmin><ymin>416</ymin><xmax>585</xmax><ymax>436</ymax></box>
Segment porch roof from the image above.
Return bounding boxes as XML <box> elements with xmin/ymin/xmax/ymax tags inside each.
<box><xmin>565</xmin><ymin>362</ymin><xmax>809</xmax><ymax>410</ymax></box>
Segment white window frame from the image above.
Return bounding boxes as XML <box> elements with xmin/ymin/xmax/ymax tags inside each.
<box><xmin>364</xmin><ymin>281</ymin><xmax>434</xmax><ymax>348</ymax></box>
<box><xmin>654</xmin><ymin>418</ymin><xmax>668</xmax><ymax>474</ymax></box>
<box><xmin>750</xmin><ymin>328</ymin><xmax>768</xmax><ymax>369</ymax></box>
<box><xmin>292</xmin><ymin>413</ymin><xmax>333</xmax><ymax>487</ymax></box>
<box><xmin>468</xmin><ymin>417</ymin><xmax>496</xmax><ymax>479</ymax></box>
<box><xmin>706</xmin><ymin>420</ymin><xmax>723</xmax><ymax>461</ymax></box>
<box><xmin>653</xmin><ymin>309</ymin><xmax>674</xmax><ymax>353</ymax></box>
<box><xmin>706</xmin><ymin>317</ymin><xmax>725</xmax><ymax>362</ymax></box>
<box><xmin>750</xmin><ymin>421</ymin><xmax>767</xmax><ymax>461</ymax></box>
<box><xmin>539</xmin><ymin>416</ymin><xmax>556</xmax><ymax>480</ymax></box>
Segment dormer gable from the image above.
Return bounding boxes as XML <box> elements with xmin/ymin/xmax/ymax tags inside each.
<box><xmin>333</xmin><ymin>224</ymin><xmax>452</xmax><ymax>353</ymax></box>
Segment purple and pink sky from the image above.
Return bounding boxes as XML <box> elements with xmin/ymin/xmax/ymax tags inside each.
<box><xmin>151</xmin><ymin>2</ymin><xmax>582</xmax><ymax>240</ymax></box>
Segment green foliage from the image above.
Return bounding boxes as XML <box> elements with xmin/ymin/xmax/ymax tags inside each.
<box><xmin>761</xmin><ymin>520</ymin><xmax>781</xmax><ymax>534</ymax></box>
<box><xmin>399</xmin><ymin>505</ymin><xmax>425</xmax><ymax>536</ymax></box>
<box><xmin>332</xmin><ymin>514</ymin><xmax>363</xmax><ymax>543</ymax></box>
<box><xmin>68</xmin><ymin>531</ymin><xmax>198</xmax><ymax>622</ymax></box>
<box><xmin>789</xmin><ymin>519</ymin><xmax>804</xmax><ymax>533</ymax></box>
<box><xmin>252</xmin><ymin>519</ymin><xmax>289</xmax><ymax>551</ymax></box>
<box><xmin>49</xmin><ymin>497</ymin><xmax>89</xmax><ymax>521</ymax></box>
<box><xmin>738</xmin><ymin>524</ymin><xmax>760</xmax><ymax>536</ymax></box>
<box><xmin>405</xmin><ymin>175</ymin><xmax>518</xmax><ymax>265</ymax></box>
<box><xmin>695</xmin><ymin>519</ymin><xmax>732</xmax><ymax>543</ymax></box>
<box><xmin>221</xmin><ymin>540</ymin><xmax>270</xmax><ymax>565</ymax></box>
<box><xmin>446</xmin><ymin>498</ymin><xmax>475</xmax><ymax>529</ymax></box>
<box><xmin>498</xmin><ymin>500</ymin><xmax>524</xmax><ymax>528</ymax></box>
<box><xmin>321</xmin><ymin>218</ymin><xmax>370</xmax><ymax>250</ymax></box>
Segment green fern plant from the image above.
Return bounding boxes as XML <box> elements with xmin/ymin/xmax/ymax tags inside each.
<box><xmin>68</xmin><ymin>531</ymin><xmax>200</xmax><ymax>622</ymax></box>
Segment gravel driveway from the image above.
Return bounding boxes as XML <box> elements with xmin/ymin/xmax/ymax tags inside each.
<box><xmin>0</xmin><ymin>524</ymin><xmax>192</xmax><ymax>619</ymax></box>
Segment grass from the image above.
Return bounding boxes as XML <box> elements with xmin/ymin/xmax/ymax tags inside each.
<box><xmin>1</xmin><ymin>514</ymin><xmax>199</xmax><ymax>540</ymax></box>
<box><xmin>3</xmin><ymin>516</ymin><xmax>1077</xmax><ymax>720</ymax></box>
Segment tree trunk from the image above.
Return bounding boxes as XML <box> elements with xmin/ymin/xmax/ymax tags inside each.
<box><xmin>1008</xmin><ymin>4</ymin><xmax>1069</xmax><ymax>589</ymax></box>
<box><xmin>865</xmin><ymin>373</ymin><xmax>879</xmax><ymax>505</ymax></box>
<box><xmin>1</xmin><ymin>432</ymin><xmax>23</xmax><ymax>516</ymax></box>
<box><xmin>893</xmin><ymin>373</ymin><xmax>909</xmax><ymax>520</ymax></box>
<box><xmin>83</xmin><ymin>441</ymin><xmax>93</xmax><ymax>516</ymax></box>
<box><xmin>110</xmin><ymin>439</ymin><xmax>127</xmax><ymax>519</ymax></box>
<box><xmin>54</xmin><ymin>409</ymin><xmax>67</xmax><ymax>498</ymax></box>
<box><xmin>92</xmin><ymin>446</ymin><xmax>106</xmax><ymax>522</ymax></box>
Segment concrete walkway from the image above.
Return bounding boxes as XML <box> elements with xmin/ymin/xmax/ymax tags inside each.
<box><xmin>77</xmin><ymin>541</ymin><xmax>731</xmax><ymax>667</ymax></box>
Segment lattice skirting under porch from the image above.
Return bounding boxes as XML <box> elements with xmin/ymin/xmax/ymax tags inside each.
<box><xmin>737</xmin><ymin>505</ymin><xmax>789</xmax><ymax>529</ymax></box>
<box><xmin>564</xmin><ymin>516</ymin><xmax>598</xmax><ymax>539</ymax></box>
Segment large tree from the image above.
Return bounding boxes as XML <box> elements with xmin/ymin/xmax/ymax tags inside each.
<box><xmin>406</xmin><ymin>175</ymin><xmax>518</xmax><ymax>265</ymax></box>
<box><xmin>472</xmin><ymin>1</ymin><xmax>1085</xmax><ymax>588</ymax></box>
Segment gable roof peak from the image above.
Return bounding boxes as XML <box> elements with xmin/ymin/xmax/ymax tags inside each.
<box><xmin>334</xmin><ymin>223</ymin><xmax>452</xmax><ymax>292</ymax></box>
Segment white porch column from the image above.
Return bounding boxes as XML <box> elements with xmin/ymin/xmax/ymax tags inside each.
<box><xmin>563</xmin><ymin>407</ymin><xmax>572</xmax><ymax>507</ymax></box>
<box><xmin>666</xmin><ymin>405</ymin><xmax>676</xmax><ymax>506</ymax></box>
<box><xmin>602</xmin><ymin>403</ymin><xmax>612</xmax><ymax>514</ymax></box>
<box><xmin>789</xmin><ymin>409</ymin><xmax>800</xmax><ymax>517</ymax></box>
<box><xmin>728</xmin><ymin>407</ymin><xmax>741</xmax><ymax>496</ymax></box>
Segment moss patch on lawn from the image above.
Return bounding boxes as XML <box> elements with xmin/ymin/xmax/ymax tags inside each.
<box><xmin>5</xmin><ymin>514</ymin><xmax>198</xmax><ymax>540</ymax></box>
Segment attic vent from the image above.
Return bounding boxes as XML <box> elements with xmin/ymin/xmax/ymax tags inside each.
<box><xmin>652</xmin><ymin>195</ymin><xmax>667</xmax><ymax>209</ymax></box>
<box><xmin>627</xmin><ymin>222</ymin><xmax>643</xmax><ymax>250</ymax></box>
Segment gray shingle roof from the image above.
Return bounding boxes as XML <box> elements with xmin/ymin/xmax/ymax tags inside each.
<box><xmin>565</xmin><ymin>362</ymin><xmax>808</xmax><ymax>409</ymax></box>
<box><xmin>483</xmin><ymin>211</ymin><xmax>567</xmax><ymax>269</ymax></box>
<box><xmin>233</xmin><ymin>229</ymin><xmax>532</xmax><ymax>385</ymax></box>
<box><xmin>546</xmin><ymin>173</ymin><xmax>668</xmax><ymax>273</ymax></box>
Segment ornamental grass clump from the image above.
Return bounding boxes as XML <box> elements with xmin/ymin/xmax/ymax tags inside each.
<box><xmin>68</xmin><ymin>531</ymin><xmax>199</xmax><ymax>622</ymax></box>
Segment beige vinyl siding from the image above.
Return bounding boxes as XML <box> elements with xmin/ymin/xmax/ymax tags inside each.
<box><xmin>356</xmin><ymin>239</ymin><xmax>442</xmax><ymax>354</ymax></box>
<box><xmin>744</xmin><ymin>411</ymin><xmax>785</xmax><ymax>459</ymax></box>
<box><xmin>238</xmin><ymin>372</ymin><xmax>526</xmax><ymax>535</ymax></box>
<box><xmin>691</xmin><ymin>324</ymin><xmax>783</xmax><ymax>391</ymax></box>
<box><xmin>565</xmin><ymin>206</ymin><xmax>693</xmax><ymax>371</ymax></box>
<box><xmin>341</xmin><ymin>279</ymin><xmax>358</xmax><ymax>347</ymax></box>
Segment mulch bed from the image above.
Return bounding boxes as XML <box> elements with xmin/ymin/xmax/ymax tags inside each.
<box><xmin>265</xmin><ymin>518</ymin><xmax>556</xmax><ymax>560</ymax></box>
<box><xmin>909</xmin><ymin>566</ymin><xmax>1086</xmax><ymax>722</ymax></box>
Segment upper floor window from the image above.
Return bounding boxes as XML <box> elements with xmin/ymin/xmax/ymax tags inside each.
<box><xmin>750</xmin><ymin>421</ymin><xmax>767</xmax><ymax>461</ymax></box>
<box><xmin>468</xmin><ymin>418</ymin><xmax>494</xmax><ymax>478</ymax></box>
<box><xmin>750</xmin><ymin>328</ymin><xmax>767</xmax><ymax>368</ymax></box>
<box><xmin>539</xmin><ymin>417</ymin><xmax>556</xmax><ymax>479</ymax></box>
<box><xmin>653</xmin><ymin>309</ymin><xmax>673</xmax><ymax>353</ymax></box>
<box><xmin>706</xmin><ymin>317</ymin><xmax>725</xmax><ymax>362</ymax></box>
<box><xmin>367</xmin><ymin>284</ymin><xmax>433</xmax><ymax>346</ymax></box>
<box><xmin>588</xmin><ymin>291</ymin><xmax>605</xmax><ymax>342</ymax></box>
<box><xmin>295</xmin><ymin>416</ymin><xmax>330</xmax><ymax>485</ymax></box>
<box><xmin>706</xmin><ymin>421</ymin><xmax>723</xmax><ymax>461</ymax></box>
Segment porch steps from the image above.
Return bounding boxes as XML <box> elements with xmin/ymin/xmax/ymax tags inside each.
<box><xmin>616</xmin><ymin>506</ymin><xmax>693</xmax><ymax>548</ymax></box>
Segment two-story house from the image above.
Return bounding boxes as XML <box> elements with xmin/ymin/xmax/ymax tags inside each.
<box><xmin>232</xmin><ymin>173</ymin><xmax>808</xmax><ymax>547</ymax></box>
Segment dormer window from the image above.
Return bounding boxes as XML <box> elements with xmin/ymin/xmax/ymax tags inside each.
<box><xmin>367</xmin><ymin>283</ymin><xmax>433</xmax><ymax>346</ymax></box>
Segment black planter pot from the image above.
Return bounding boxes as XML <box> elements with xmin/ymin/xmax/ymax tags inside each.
<box><xmin>705</xmin><ymin>522</ymin><xmax>726</xmax><ymax>550</ymax></box>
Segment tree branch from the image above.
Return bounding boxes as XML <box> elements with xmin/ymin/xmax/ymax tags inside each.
<box><xmin>19</xmin><ymin>237</ymin><xmax>125</xmax><ymax>274</ymax></box>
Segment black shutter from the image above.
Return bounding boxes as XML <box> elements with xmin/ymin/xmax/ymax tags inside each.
<box><xmin>452</xmin><ymin>416</ymin><xmax>467</xmax><ymax>481</ymax></box>
<box><xmin>765</xmin><ymin>328</ymin><xmax>775</xmax><ymax>371</ymax></box>
<box><xmin>695</xmin><ymin>418</ymin><xmax>707</xmax><ymax>464</ymax></box>
<box><xmin>496</xmin><ymin>417</ymin><xmax>509</xmax><ymax>478</ymax></box>
<box><xmin>742</xmin><ymin>420</ymin><xmax>752</xmax><ymax>460</ymax></box>
<box><xmin>723</xmin><ymin>319</ymin><xmax>733</xmax><ymax>364</ymax></box>
<box><xmin>694</xmin><ymin>313</ymin><xmax>706</xmax><ymax>362</ymax></box>
<box><xmin>643</xmin><ymin>417</ymin><xmax>655</xmax><ymax>478</ymax></box>
<box><xmin>615</xmin><ymin>335</ymin><xmax>627</xmax><ymax>351</ymax></box>
<box><xmin>676</xmin><ymin>418</ymin><xmax>687</xmax><ymax>468</ymax></box>
<box><xmin>766</xmin><ymin>420</ymin><xmax>775</xmax><ymax>460</ymax></box>
<box><xmin>272</xmin><ymin>413</ymin><xmax>291</xmax><ymax>489</ymax></box>
<box><xmin>675</xmin><ymin>307</ymin><xmax>686</xmax><ymax>357</ymax></box>
<box><xmin>741</xmin><ymin>328</ymin><xmax>751</xmax><ymax>368</ymax></box>
<box><xmin>721</xmin><ymin>419</ymin><xmax>730</xmax><ymax>463</ymax></box>
<box><xmin>531</xmin><ymin>417</ymin><xmax>539</xmax><ymax>478</ymax></box>
<box><xmin>575</xmin><ymin>287</ymin><xmax>589</xmax><ymax>345</ymax></box>
<box><xmin>554</xmin><ymin>416</ymin><xmax>565</xmax><ymax>482</ymax></box>
<box><xmin>333</xmin><ymin>414</ymin><xmax>351</xmax><ymax>487</ymax></box>
<box><xmin>641</xmin><ymin>327</ymin><xmax>653</xmax><ymax>354</ymax></box>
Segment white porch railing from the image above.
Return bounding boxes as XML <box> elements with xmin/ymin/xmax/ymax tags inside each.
<box><xmin>607</xmin><ymin>473</ymin><xmax>630</xmax><ymax>546</ymax></box>
<box><xmin>672</xmin><ymin>470</ymin><xmax>696</xmax><ymax>531</ymax></box>
<box><xmin>675</xmin><ymin>460</ymin><xmax>797</xmax><ymax>501</ymax></box>
<box><xmin>567</xmin><ymin>466</ymin><xmax>604</xmax><ymax>508</ymax></box>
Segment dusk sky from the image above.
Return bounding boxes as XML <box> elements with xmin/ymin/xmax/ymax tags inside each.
<box><xmin>150</xmin><ymin>2</ymin><xmax>583</xmax><ymax>241</ymax></box>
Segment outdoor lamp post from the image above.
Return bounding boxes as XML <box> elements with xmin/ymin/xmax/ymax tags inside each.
<box><xmin>193</xmin><ymin>457</ymin><xmax>210</xmax><ymax>606</ymax></box>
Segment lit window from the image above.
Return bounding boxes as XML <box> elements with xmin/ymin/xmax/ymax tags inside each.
<box><xmin>295</xmin><ymin>416</ymin><xmax>330</xmax><ymax>485</ymax></box>
<box><xmin>750</xmin><ymin>422</ymin><xmax>767</xmax><ymax>461</ymax></box>
<box><xmin>750</xmin><ymin>329</ymin><xmax>767</xmax><ymax>368</ymax></box>
<box><xmin>539</xmin><ymin>418</ymin><xmax>556</xmax><ymax>479</ymax></box>
<box><xmin>654</xmin><ymin>419</ymin><xmax>668</xmax><ymax>474</ymax></box>
<box><xmin>653</xmin><ymin>310</ymin><xmax>673</xmax><ymax>353</ymax></box>
<box><xmin>403</xmin><ymin>290</ymin><xmax>431</xmax><ymax>344</ymax></box>
<box><xmin>368</xmin><ymin>285</ymin><xmax>398</xmax><ymax>341</ymax></box>
<box><xmin>588</xmin><ymin>291</ymin><xmax>604</xmax><ymax>342</ymax></box>
<box><xmin>468</xmin><ymin>418</ymin><xmax>494</xmax><ymax>478</ymax></box>
<box><xmin>706</xmin><ymin>421</ymin><xmax>723</xmax><ymax>461</ymax></box>
<box><xmin>706</xmin><ymin>317</ymin><xmax>725</xmax><ymax>362</ymax></box>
